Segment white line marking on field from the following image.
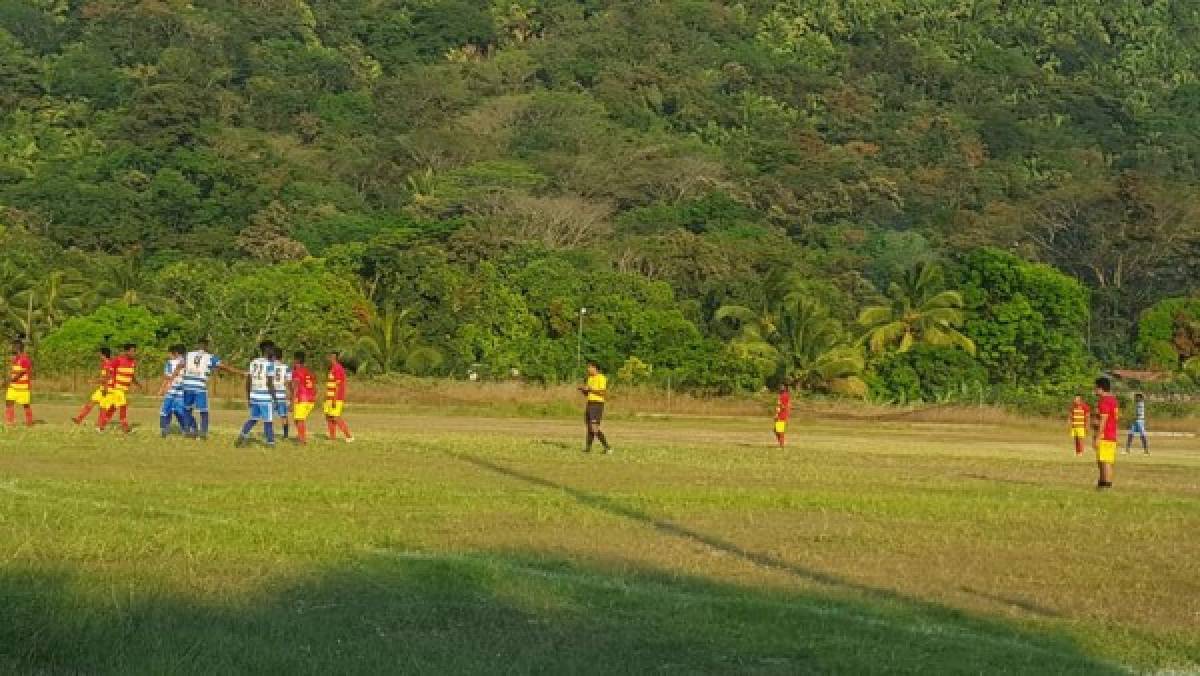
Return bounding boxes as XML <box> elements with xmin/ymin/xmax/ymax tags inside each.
<box><xmin>0</xmin><ymin>479</ymin><xmax>233</xmax><ymax>525</ymax></box>
<box><xmin>368</xmin><ymin>548</ymin><xmax>1127</xmax><ymax>666</ymax></box>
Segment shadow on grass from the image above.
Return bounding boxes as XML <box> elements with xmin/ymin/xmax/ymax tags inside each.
<box><xmin>452</xmin><ymin>453</ymin><xmax>851</xmax><ymax>590</ymax></box>
<box><xmin>0</xmin><ymin>548</ymin><xmax>1119</xmax><ymax>675</ymax></box>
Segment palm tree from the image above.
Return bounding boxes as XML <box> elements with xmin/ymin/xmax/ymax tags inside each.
<box><xmin>713</xmin><ymin>267</ymin><xmax>810</xmax><ymax>345</ymax></box>
<box><xmin>857</xmin><ymin>262</ymin><xmax>975</xmax><ymax>356</ymax></box>
<box><xmin>776</xmin><ymin>296</ymin><xmax>867</xmax><ymax>397</ymax></box>
<box><xmin>354</xmin><ymin>303</ymin><xmax>445</xmax><ymax>375</ymax></box>
<box><xmin>0</xmin><ymin>262</ymin><xmax>34</xmax><ymax>338</ymax></box>
<box><xmin>96</xmin><ymin>253</ymin><xmax>171</xmax><ymax>310</ymax></box>
<box><xmin>17</xmin><ymin>269</ymin><xmax>89</xmax><ymax>332</ymax></box>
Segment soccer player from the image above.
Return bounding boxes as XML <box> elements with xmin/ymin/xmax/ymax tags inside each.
<box><xmin>98</xmin><ymin>343</ymin><xmax>139</xmax><ymax>433</ymax></box>
<box><xmin>4</xmin><ymin>339</ymin><xmax>34</xmax><ymax>427</ymax></box>
<box><xmin>271</xmin><ymin>346</ymin><xmax>292</xmax><ymax>440</ymax></box>
<box><xmin>158</xmin><ymin>344</ymin><xmax>192</xmax><ymax>437</ymax></box>
<box><xmin>579</xmin><ymin>360</ymin><xmax>611</xmax><ymax>454</ymax></box>
<box><xmin>180</xmin><ymin>338</ymin><xmax>242</xmax><ymax>440</ymax></box>
<box><xmin>1093</xmin><ymin>376</ymin><xmax>1119</xmax><ymax>490</ymax></box>
<box><xmin>323</xmin><ymin>350</ymin><xmax>354</xmax><ymax>442</ymax></box>
<box><xmin>774</xmin><ymin>383</ymin><xmax>791</xmax><ymax>449</ymax></box>
<box><xmin>1068</xmin><ymin>394</ymin><xmax>1090</xmax><ymax>457</ymax></box>
<box><xmin>290</xmin><ymin>350</ymin><xmax>316</xmax><ymax>444</ymax></box>
<box><xmin>1125</xmin><ymin>393</ymin><xmax>1149</xmax><ymax>455</ymax></box>
<box><xmin>73</xmin><ymin>347</ymin><xmax>115</xmax><ymax>425</ymax></box>
<box><xmin>235</xmin><ymin>342</ymin><xmax>277</xmax><ymax>448</ymax></box>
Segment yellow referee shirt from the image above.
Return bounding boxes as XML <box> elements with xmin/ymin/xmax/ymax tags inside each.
<box><xmin>586</xmin><ymin>374</ymin><xmax>607</xmax><ymax>403</ymax></box>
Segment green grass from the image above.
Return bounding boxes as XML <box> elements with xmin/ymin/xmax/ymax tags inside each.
<box><xmin>0</xmin><ymin>403</ymin><xmax>1197</xmax><ymax>674</ymax></box>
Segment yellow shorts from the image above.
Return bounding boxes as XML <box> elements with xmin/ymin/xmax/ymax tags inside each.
<box><xmin>90</xmin><ymin>388</ymin><xmax>109</xmax><ymax>404</ymax></box>
<box><xmin>774</xmin><ymin>420</ymin><xmax>787</xmax><ymax>434</ymax></box>
<box><xmin>323</xmin><ymin>400</ymin><xmax>344</xmax><ymax>417</ymax></box>
<box><xmin>5</xmin><ymin>388</ymin><xmax>30</xmax><ymax>406</ymax></box>
<box><xmin>294</xmin><ymin>402</ymin><xmax>316</xmax><ymax>421</ymax></box>
<box><xmin>1070</xmin><ymin>428</ymin><xmax>1086</xmax><ymax>439</ymax></box>
<box><xmin>108</xmin><ymin>390</ymin><xmax>128</xmax><ymax>408</ymax></box>
<box><xmin>1096</xmin><ymin>440</ymin><xmax>1117</xmax><ymax>464</ymax></box>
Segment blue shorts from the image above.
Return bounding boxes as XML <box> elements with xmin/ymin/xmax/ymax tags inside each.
<box><xmin>160</xmin><ymin>396</ymin><xmax>185</xmax><ymax>417</ymax></box>
<box><xmin>1129</xmin><ymin>420</ymin><xmax>1147</xmax><ymax>435</ymax></box>
<box><xmin>184</xmin><ymin>389</ymin><xmax>210</xmax><ymax>413</ymax></box>
<box><xmin>248</xmin><ymin>402</ymin><xmax>274</xmax><ymax>422</ymax></box>
<box><xmin>274</xmin><ymin>400</ymin><xmax>290</xmax><ymax>418</ymax></box>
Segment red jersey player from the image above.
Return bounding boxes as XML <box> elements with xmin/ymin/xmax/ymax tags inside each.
<box><xmin>73</xmin><ymin>347</ymin><xmax>115</xmax><ymax>425</ymax></box>
<box><xmin>4</xmin><ymin>339</ymin><xmax>34</xmax><ymax>427</ymax></box>
<box><xmin>290</xmin><ymin>350</ymin><xmax>317</xmax><ymax>444</ymax></box>
<box><xmin>1093</xmin><ymin>377</ymin><xmax>1119</xmax><ymax>489</ymax></box>
<box><xmin>773</xmin><ymin>383</ymin><xmax>791</xmax><ymax>448</ymax></box>
<box><xmin>323</xmin><ymin>350</ymin><xmax>353</xmax><ymax>442</ymax></box>
<box><xmin>1068</xmin><ymin>395</ymin><xmax>1090</xmax><ymax>456</ymax></box>
<box><xmin>98</xmin><ymin>343</ymin><xmax>139</xmax><ymax>433</ymax></box>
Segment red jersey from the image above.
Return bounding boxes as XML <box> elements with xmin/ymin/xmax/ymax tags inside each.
<box><xmin>102</xmin><ymin>357</ymin><xmax>118</xmax><ymax>388</ymax></box>
<box><xmin>325</xmin><ymin>361</ymin><xmax>346</xmax><ymax>402</ymax></box>
<box><xmin>9</xmin><ymin>353</ymin><xmax>31</xmax><ymax>391</ymax></box>
<box><xmin>292</xmin><ymin>363</ymin><xmax>316</xmax><ymax>403</ymax></box>
<box><xmin>98</xmin><ymin>357</ymin><xmax>116</xmax><ymax>386</ymax></box>
<box><xmin>112</xmin><ymin>355</ymin><xmax>137</xmax><ymax>392</ymax></box>
<box><xmin>775</xmin><ymin>391</ymin><xmax>791</xmax><ymax>421</ymax></box>
<box><xmin>1098</xmin><ymin>394</ymin><xmax>1119</xmax><ymax>441</ymax></box>
<box><xmin>1070</xmin><ymin>402</ymin><xmax>1090</xmax><ymax>429</ymax></box>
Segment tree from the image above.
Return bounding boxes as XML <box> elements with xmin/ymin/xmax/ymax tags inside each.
<box><xmin>236</xmin><ymin>201</ymin><xmax>310</xmax><ymax>263</ymax></box>
<box><xmin>857</xmin><ymin>262</ymin><xmax>975</xmax><ymax>356</ymax></box>
<box><xmin>354</xmin><ymin>304</ymin><xmax>444</xmax><ymax>375</ymax></box>
<box><xmin>154</xmin><ymin>260</ymin><xmax>366</xmax><ymax>363</ymax></box>
<box><xmin>14</xmin><ymin>268</ymin><xmax>89</xmax><ymax>335</ymax></box>
<box><xmin>97</xmin><ymin>254</ymin><xmax>171</xmax><ymax>311</ymax></box>
<box><xmin>38</xmin><ymin>303</ymin><xmax>179</xmax><ymax>373</ymax></box>
<box><xmin>1135</xmin><ymin>297</ymin><xmax>1200</xmax><ymax>370</ymax></box>
<box><xmin>958</xmin><ymin>248</ymin><xmax>1091</xmax><ymax>386</ymax></box>
<box><xmin>775</xmin><ymin>297</ymin><xmax>866</xmax><ymax>397</ymax></box>
<box><xmin>0</xmin><ymin>261</ymin><xmax>33</xmax><ymax>337</ymax></box>
<box><xmin>713</xmin><ymin>267</ymin><xmax>811</xmax><ymax>345</ymax></box>
<box><xmin>869</xmin><ymin>345</ymin><xmax>988</xmax><ymax>404</ymax></box>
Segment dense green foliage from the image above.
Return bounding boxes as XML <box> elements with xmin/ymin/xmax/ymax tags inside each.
<box><xmin>958</xmin><ymin>248</ymin><xmax>1091</xmax><ymax>387</ymax></box>
<box><xmin>1136</xmin><ymin>297</ymin><xmax>1200</xmax><ymax>370</ymax></box>
<box><xmin>2</xmin><ymin>0</ymin><xmax>1199</xmax><ymax>397</ymax></box>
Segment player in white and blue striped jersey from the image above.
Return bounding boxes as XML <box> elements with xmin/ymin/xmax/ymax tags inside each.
<box><xmin>271</xmin><ymin>346</ymin><xmax>293</xmax><ymax>440</ymax></box>
<box><xmin>1125</xmin><ymin>392</ymin><xmax>1149</xmax><ymax>455</ymax></box>
<box><xmin>180</xmin><ymin>338</ymin><xmax>242</xmax><ymax>439</ymax></box>
<box><xmin>159</xmin><ymin>344</ymin><xmax>192</xmax><ymax>437</ymax></box>
<box><xmin>235</xmin><ymin>341</ymin><xmax>278</xmax><ymax>448</ymax></box>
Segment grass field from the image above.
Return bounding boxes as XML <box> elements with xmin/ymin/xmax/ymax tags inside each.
<box><xmin>1</xmin><ymin>401</ymin><xmax>1197</xmax><ymax>674</ymax></box>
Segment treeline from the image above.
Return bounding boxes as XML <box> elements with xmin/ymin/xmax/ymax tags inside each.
<box><xmin>2</xmin><ymin>0</ymin><xmax>1200</xmax><ymax>401</ymax></box>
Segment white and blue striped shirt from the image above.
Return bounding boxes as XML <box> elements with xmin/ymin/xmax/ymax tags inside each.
<box><xmin>247</xmin><ymin>357</ymin><xmax>276</xmax><ymax>404</ymax></box>
<box><xmin>273</xmin><ymin>361</ymin><xmax>291</xmax><ymax>396</ymax></box>
<box><xmin>1136</xmin><ymin>400</ymin><xmax>1146</xmax><ymax>421</ymax></box>
<box><xmin>182</xmin><ymin>350</ymin><xmax>222</xmax><ymax>393</ymax></box>
<box><xmin>163</xmin><ymin>357</ymin><xmax>184</xmax><ymax>400</ymax></box>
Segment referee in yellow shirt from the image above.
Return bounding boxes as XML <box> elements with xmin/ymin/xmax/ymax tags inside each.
<box><xmin>579</xmin><ymin>360</ymin><xmax>612</xmax><ymax>454</ymax></box>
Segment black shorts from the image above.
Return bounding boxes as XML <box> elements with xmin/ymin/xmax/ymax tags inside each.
<box><xmin>585</xmin><ymin>402</ymin><xmax>605</xmax><ymax>424</ymax></box>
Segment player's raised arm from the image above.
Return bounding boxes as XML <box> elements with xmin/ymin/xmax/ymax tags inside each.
<box><xmin>157</xmin><ymin>369</ymin><xmax>175</xmax><ymax>397</ymax></box>
<box><xmin>217</xmin><ymin>361</ymin><xmax>246</xmax><ymax>376</ymax></box>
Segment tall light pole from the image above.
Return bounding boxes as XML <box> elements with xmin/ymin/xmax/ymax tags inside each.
<box><xmin>576</xmin><ymin>307</ymin><xmax>587</xmax><ymax>372</ymax></box>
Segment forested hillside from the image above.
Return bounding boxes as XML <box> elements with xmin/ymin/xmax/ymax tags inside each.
<box><xmin>3</xmin><ymin>0</ymin><xmax>1200</xmax><ymax>400</ymax></box>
